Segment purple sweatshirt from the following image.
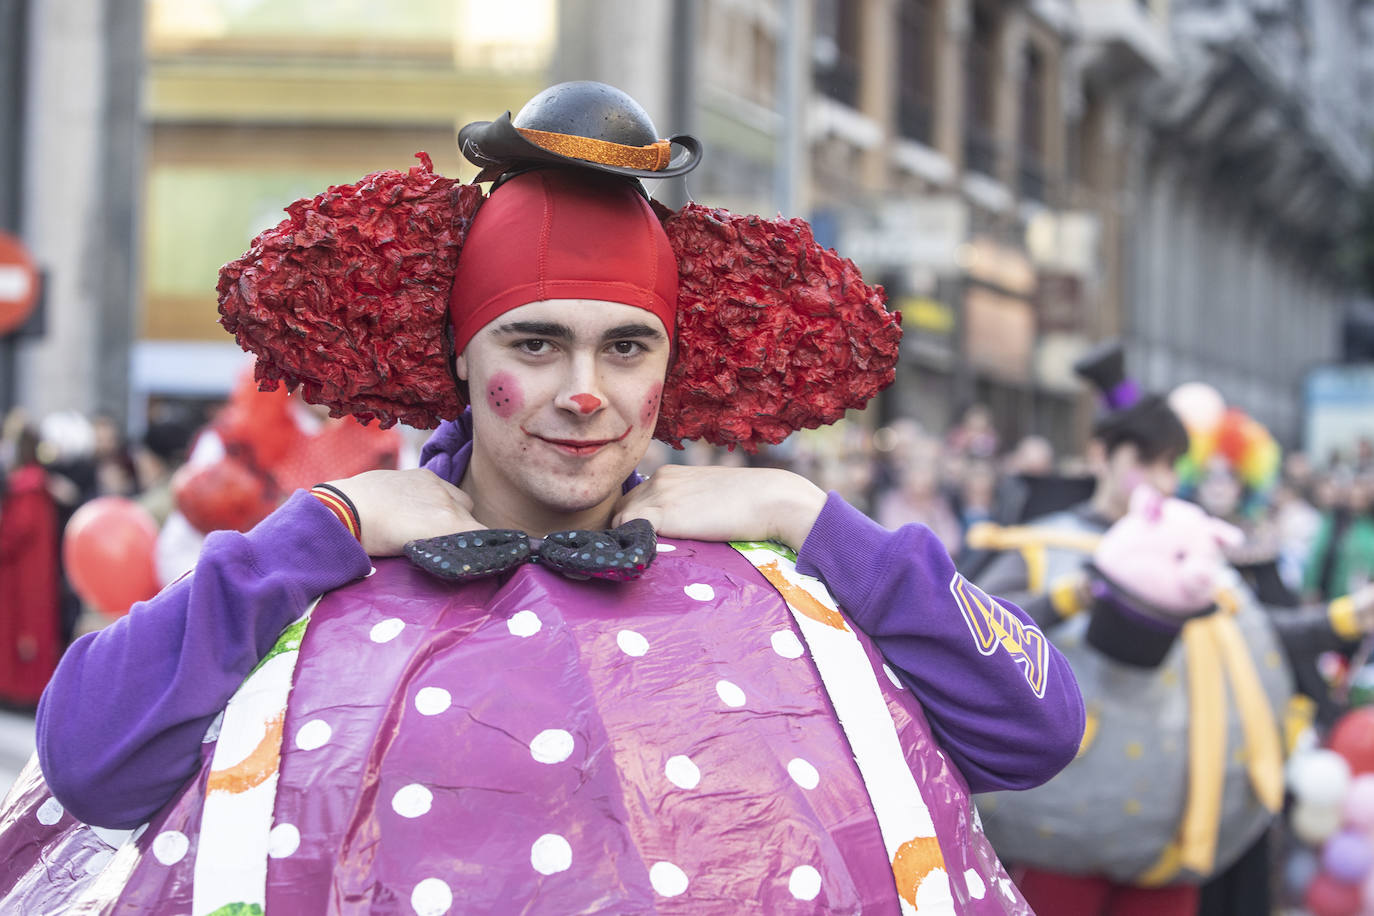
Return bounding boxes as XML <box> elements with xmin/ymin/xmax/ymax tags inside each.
<box><xmin>37</xmin><ymin>419</ymin><xmax>1084</xmax><ymax>830</ymax></box>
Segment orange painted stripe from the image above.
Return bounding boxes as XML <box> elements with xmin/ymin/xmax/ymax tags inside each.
<box><xmin>757</xmin><ymin>561</ymin><xmax>847</xmax><ymax>630</ymax></box>
<box><xmin>208</xmin><ymin>711</ymin><xmax>285</xmax><ymax>795</ymax></box>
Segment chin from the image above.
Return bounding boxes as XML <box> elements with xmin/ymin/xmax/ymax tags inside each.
<box><xmin>532</xmin><ymin>476</ymin><xmax>621</xmax><ymax>516</ymax></box>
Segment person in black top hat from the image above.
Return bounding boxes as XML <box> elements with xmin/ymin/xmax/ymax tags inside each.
<box><xmin>967</xmin><ymin>339</ymin><xmax>1189</xmax><ymax>622</ymax></box>
<box><xmin>965</xmin><ymin>341</ymin><xmax>1374</xmax><ymax>916</ymax></box>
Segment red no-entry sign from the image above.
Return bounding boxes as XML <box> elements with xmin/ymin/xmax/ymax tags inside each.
<box><xmin>0</xmin><ymin>232</ymin><xmax>40</xmax><ymax>336</ymax></box>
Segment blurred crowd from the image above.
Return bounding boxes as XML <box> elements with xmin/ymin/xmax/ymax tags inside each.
<box><xmin>7</xmin><ymin>392</ymin><xmax>1374</xmax><ymax>705</ymax></box>
<box><xmin>664</xmin><ymin>404</ymin><xmax>1374</xmax><ymax>616</ymax></box>
<box><xmin>0</xmin><ymin>403</ymin><xmax>202</xmax><ymax>656</ymax></box>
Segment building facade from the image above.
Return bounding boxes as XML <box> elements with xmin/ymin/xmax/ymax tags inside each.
<box><xmin>1128</xmin><ymin>0</ymin><xmax>1374</xmax><ymax>447</ymax></box>
<box><xmin>7</xmin><ymin>0</ymin><xmax>1373</xmax><ymax>455</ymax></box>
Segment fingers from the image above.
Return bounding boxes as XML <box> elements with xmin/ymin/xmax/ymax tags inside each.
<box><xmin>614</xmin><ymin>505</ymin><xmax>662</xmax><ymax>532</ymax></box>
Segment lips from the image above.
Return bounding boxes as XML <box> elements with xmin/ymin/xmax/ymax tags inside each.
<box><xmin>525</xmin><ymin>427</ymin><xmax>630</xmax><ymax>457</ymax></box>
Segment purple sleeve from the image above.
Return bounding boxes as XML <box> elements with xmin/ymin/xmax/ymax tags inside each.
<box><xmin>795</xmin><ymin>492</ymin><xmax>1085</xmax><ymax>794</ymax></box>
<box><xmin>36</xmin><ymin>491</ymin><xmax>371</xmax><ymax>829</ymax></box>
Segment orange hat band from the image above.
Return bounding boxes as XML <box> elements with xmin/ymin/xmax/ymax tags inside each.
<box><xmin>515</xmin><ymin>127</ymin><xmax>673</xmax><ymax>172</ymax></box>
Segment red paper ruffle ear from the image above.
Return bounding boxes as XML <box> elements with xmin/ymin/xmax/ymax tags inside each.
<box><xmin>217</xmin><ymin>155</ymin><xmax>901</xmax><ymax>450</ymax></box>
<box><xmin>218</xmin><ymin>153</ymin><xmax>484</xmax><ymax>429</ymax></box>
<box><xmin>655</xmin><ymin>204</ymin><xmax>900</xmax><ymax>451</ymax></box>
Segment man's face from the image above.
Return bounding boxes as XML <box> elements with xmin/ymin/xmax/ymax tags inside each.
<box><xmin>1099</xmin><ymin>441</ymin><xmax>1178</xmax><ymax>518</ymax></box>
<box><xmin>455</xmin><ymin>299</ymin><xmax>670</xmax><ymax>526</ymax></box>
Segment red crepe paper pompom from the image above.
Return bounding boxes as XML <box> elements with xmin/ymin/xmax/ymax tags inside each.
<box><xmin>655</xmin><ymin>204</ymin><xmax>902</xmax><ymax>452</ymax></box>
<box><xmin>217</xmin><ymin>152</ymin><xmax>485</xmax><ymax>429</ymax></box>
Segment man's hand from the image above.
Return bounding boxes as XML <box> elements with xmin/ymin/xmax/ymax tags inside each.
<box><xmin>323</xmin><ymin>468</ymin><xmax>478</xmax><ymax>556</ymax></box>
<box><xmin>612</xmin><ymin>465</ymin><xmax>827</xmax><ymax>549</ymax></box>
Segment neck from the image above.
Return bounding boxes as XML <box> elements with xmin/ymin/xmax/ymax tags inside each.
<box><xmin>460</xmin><ymin>457</ymin><xmax>619</xmax><ymax>537</ymax></box>
<box><xmin>1090</xmin><ymin>481</ymin><xmax>1127</xmax><ymax>523</ymax></box>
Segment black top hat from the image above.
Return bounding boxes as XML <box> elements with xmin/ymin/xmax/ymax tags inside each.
<box><xmin>1074</xmin><ymin>341</ymin><xmax>1188</xmax><ymax>462</ymax></box>
<box><xmin>458</xmin><ymin>81</ymin><xmax>703</xmax><ymax>182</ymax></box>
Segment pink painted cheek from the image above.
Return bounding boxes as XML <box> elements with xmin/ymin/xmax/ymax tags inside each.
<box><xmin>641</xmin><ymin>383</ymin><xmax>663</xmax><ymax>427</ymax></box>
<box><xmin>486</xmin><ymin>372</ymin><xmax>523</xmax><ymax>419</ymax></box>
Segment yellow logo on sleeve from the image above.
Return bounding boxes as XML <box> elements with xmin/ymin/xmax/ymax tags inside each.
<box><xmin>949</xmin><ymin>574</ymin><xmax>1049</xmax><ymax>698</ymax></box>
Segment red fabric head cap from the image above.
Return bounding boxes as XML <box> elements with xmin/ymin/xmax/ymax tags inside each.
<box><xmin>448</xmin><ymin>170</ymin><xmax>678</xmax><ymax>355</ymax></box>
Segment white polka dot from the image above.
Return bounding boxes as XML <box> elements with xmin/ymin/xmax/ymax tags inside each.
<box><xmin>296</xmin><ymin>719</ymin><xmax>332</xmax><ymax>751</ymax></box>
<box><xmin>716</xmin><ymin>679</ymin><xmax>746</xmax><ymax>708</ymax></box>
<box><xmin>617</xmin><ymin>629</ymin><xmax>649</xmax><ymax>657</ymax></box>
<box><xmin>411</xmin><ymin>877</ymin><xmax>453</xmax><ymax>916</ymax></box>
<box><xmin>964</xmin><ymin>868</ymin><xmax>986</xmax><ymax>899</ymax></box>
<box><xmin>915</xmin><ymin>868</ymin><xmax>953</xmax><ymax>908</ymax></box>
<box><xmin>507</xmin><ymin>610</ymin><xmax>542</xmax><ymax>637</ymax></box>
<box><xmin>771</xmin><ymin>630</ymin><xmax>804</xmax><ymax>659</ymax></box>
<box><xmin>392</xmin><ymin>783</ymin><xmax>433</xmax><ymax>818</ymax></box>
<box><xmin>268</xmin><ymin>822</ymin><xmax>301</xmax><ymax>858</ymax></box>
<box><xmin>36</xmin><ymin>797</ymin><xmax>63</xmax><ymax>825</ymax></box>
<box><xmin>91</xmin><ymin>826</ymin><xmax>131</xmax><ymax>848</ymax></box>
<box><xmin>883</xmin><ymin>664</ymin><xmax>904</xmax><ymax>689</ymax></box>
<box><xmin>650</xmin><ymin>861</ymin><xmax>689</xmax><ymax>897</ymax></box>
<box><xmin>152</xmin><ymin>830</ymin><xmax>189</xmax><ymax>865</ymax></box>
<box><xmin>365</xmin><ymin>566</ymin><xmax>378</xmax><ymax>578</ymax></box>
<box><xmin>684</xmin><ymin>583</ymin><xmax>715</xmax><ymax>601</ymax></box>
<box><xmin>665</xmin><ymin>755</ymin><xmax>701</xmax><ymax>789</ymax></box>
<box><xmin>789</xmin><ymin>865</ymin><xmax>822</xmax><ymax>901</ymax></box>
<box><xmin>656</xmin><ymin>542</ymin><xmax>676</xmax><ymax>552</ymax></box>
<box><xmin>530</xmin><ymin>729</ymin><xmax>575</xmax><ymax>764</ymax></box>
<box><xmin>787</xmin><ymin>758</ymin><xmax>820</xmax><ymax>790</ymax></box>
<box><xmin>530</xmin><ymin>833</ymin><xmax>573</xmax><ymax>875</ymax></box>
<box><xmin>83</xmin><ymin>849</ymin><xmax>115</xmax><ymax>875</ymax></box>
<box><xmin>415</xmin><ymin>686</ymin><xmax>452</xmax><ymax>716</ymax></box>
<box><xmin>370</xmin><ymin>618</ymin><xmax>405</xmax><ymax>643</ymax></box>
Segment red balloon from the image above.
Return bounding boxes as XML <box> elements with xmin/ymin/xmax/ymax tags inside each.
<box><xmin>1306</xmin><ymin>871</ymin><xmax>1362</xmax><ymax>916</ymax></box>
<box><xmin>1332</xmin><ymin>708</ymin><xmax>1374</xmax><ymax>776</ymax></box>
<box><xmin>62</xmin><ymin>497</ymin><xmax>160</xmax><ymax>616</ymax></box>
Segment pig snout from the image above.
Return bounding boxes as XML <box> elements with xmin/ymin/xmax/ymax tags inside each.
<box><xmin>1170</xmin><ymin>555</ymin><xmax>1216</xmax><ymax>611</ymax></box>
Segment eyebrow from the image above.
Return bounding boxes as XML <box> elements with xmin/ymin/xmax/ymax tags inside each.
<box><xmin>493</xmin><ymin>320</ymin><xmax>666</xmax><ymax>343</ymax></box>
<box><xmin>602</xmin><ymin>323</ymin><xmax>667</xmax><ymax>342</ymax></box>
<box><xmin>494</xmin><ymin>320</ymin><xmax>573</xmax><ymax>340</ymax></box>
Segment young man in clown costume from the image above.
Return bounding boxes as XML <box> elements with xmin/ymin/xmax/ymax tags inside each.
<box><xmin>10</xmin><ymin>83</ymin><xmax>1082</xmax><ymax>914</ymax></box>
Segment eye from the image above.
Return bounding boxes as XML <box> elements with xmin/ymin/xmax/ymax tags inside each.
<box><xmin>609</xmin><ymin>340</ymin><xmax>646</xmax><ymax>357</ymax></box>
<box><xmin>516</xmin><ymin>339</ymin><xmax>552</xmax><ymax>355</ymax></box>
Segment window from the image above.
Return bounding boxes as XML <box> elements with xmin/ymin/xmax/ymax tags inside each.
<box><xmin>814</xmin><ymin>0</ymin><xmax>861</xmax><ymax>108</ymax></box>
<box><xmin>964</xmin><ymin>2</ymin><xmax>997</xmax><ymax>175</ymax></box>
<box><xmin>896</xmin><ymin>0</ymin><xmax>937</xmax><ymax>144</ymax></box>
<box><xmin>1019</xmin><ymin>44</ymin><xmax>1045</xmax><ymax>200</ymax></box>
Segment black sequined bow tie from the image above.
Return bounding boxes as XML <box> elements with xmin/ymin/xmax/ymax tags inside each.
<box><xmin>404</xmin><ymin>518</ymin><xmax>657</xmax><ymax>583</ymax></box>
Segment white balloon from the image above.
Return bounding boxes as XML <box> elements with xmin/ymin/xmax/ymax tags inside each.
<box><xmin>1291</xmin><ymin>801</ymin><xmax>1345</xmax><ymax>846</ymax></box>
<box><xmin>1168</xmin><ymin>382</ymin><xmax>1226</xmax><ymax>430</ymax></box>
<box><xmin>1289</xmin><ymin>749</ymin><xmax>1353</xmax><ymax>807</ymax></box>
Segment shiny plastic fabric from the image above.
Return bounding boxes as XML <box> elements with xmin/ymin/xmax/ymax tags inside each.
<box><xmin>975</xmin><ymin>586</ymin><xmax>1293</xmax><ymax>884</ymax></box>
<box><xmin>0</xmin><ymin>540</ymin><xmax>1028</xmax><ymax>914</ymax></box>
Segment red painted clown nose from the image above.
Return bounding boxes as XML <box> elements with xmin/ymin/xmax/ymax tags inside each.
<box><xmin>571</xmin><ymin>394</ymin><xmax>601</xmax><ymax>414</ymax></box>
